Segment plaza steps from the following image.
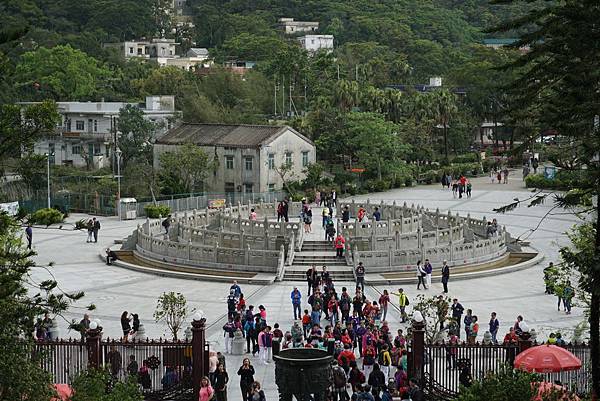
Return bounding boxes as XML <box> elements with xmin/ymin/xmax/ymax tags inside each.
<box><xmin>284</xmin><ymin>240</ymin><xmax>355</xmax><ymax>281</ymax></box>
<box><xmin>107</xmin><ymin>251</ymin><xmax>276</xmax><ymax>285</ymax></box>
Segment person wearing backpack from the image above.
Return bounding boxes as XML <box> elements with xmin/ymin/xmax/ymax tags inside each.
<box><xmin>355</xmin><ymin>262</ymin><xmax>366</xmax><ymax>291</ymax></box>
<box><xmin>362</xmin><ymin>340</ymin><xmax>376</xmax><ymax>379</ymax></box>
<box><xmin>161</xmin><ymin>215</ymin><xmax>171</xmax><ymax>234</ymax></box>
<box><xmin>331</xmin><ymin>360</ymin><xmax>349</xmax><ymax>401</ymax></box>
<box><xmin>243</xmin><ymin>317</ymin><xmax>255</xmax><ymax>354</ymax></box>
<box><xmin>223</xmin><ymin>318</ymin><xmax>236</xmax><ymax>354</ymax></box>
<box><xmin>226</xmin><ymin>290</ymin><xmax>237</xmax><ymax>320</ymax></box>
<box><xmin>348</xmin><ymin>361</ymin><xmax>365</xmax><ymax>393</ymax></box>
<box><xmin>377</xmin><ymin>344</ymin><xmax>392</xmax><ymax>382</ymax></box>
<box><xmin>339</xmin><ymin>287</ymin><xmax>351</xmax><ymax>324</ymax></box>
<box><xmin>367</xmin><ymin>364</ymin><xmax>386</xmax><ymax>398</ymax></box>
<box><xmin>391</xmin><ymin>289</ymin><xmax>409</xmax><ymax>323</ymax></box>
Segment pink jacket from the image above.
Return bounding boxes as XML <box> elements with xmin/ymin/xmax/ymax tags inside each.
<box><xmin>199</xmin><ymin>385</ymin><xmax>214</xmax><ymax>401</ymax></box>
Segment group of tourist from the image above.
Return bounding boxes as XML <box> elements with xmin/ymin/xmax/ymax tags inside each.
<box><xmin>441</xmin><ymin>174</ymin><xmax>473</xmax><ymax>199</ymax></box>
<box><xmin>543</xmin><ymin>262</ymin><xmax>575</xmax><ymax>314</ymax></box>
<box><xmin>490</xmin><ymin>167</ymin><xmax>510</xmax><ymax>184</ymax></box>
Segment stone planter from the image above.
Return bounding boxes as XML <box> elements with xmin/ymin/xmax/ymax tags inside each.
<box><xmin>274</xmin><ymin>348</ymin><xmax>333</xmax><ymax>401</ymax></box>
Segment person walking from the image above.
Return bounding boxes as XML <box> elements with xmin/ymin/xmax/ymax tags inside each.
<box><xmin>237</xmin><ymin>359</ymin><xmax>255</xmax><ymax>401</ymax></box>
<box><xmin>355</xmin><ymin>262</ymin><xmax>365</xmax><ymax>291</ymax></box>
<box><xmin>331</xmin><ymin>190</ymin><xmax>337</xmax><ymax>207</ymax></box>
<box><xmin>247</xmin><ymin>381</ymin><xmax>266</xmax><ymax>401</ymax></box>
<box><xmin>331</xmin><ymin>360</ymin><xmax>349</xmax><ymax>401</ymax></box>
<box><xmin>464</xmin><ymin>309</ymin><xmax>473</xmax><ymax>340</ymax></box>
<box><xmin>451</xmin><ymin>299</ymin><xmax>464</xmax><ymax>338</ymax></box>
<box><xmin>373</xmin><ymin>207</ymin><xmax>381</xmax><ymax>222</ymax></box>
<box><xmin>86</xmin><ymin>219</ymin><xmax>94</xmax><ymax>243</ymax></box>
<box><xmin>441</xmin><ymin>260</ymin><xmax>450</xmax><ymax>293</ymax></box>
<box><xmin>223</xmin><ymin>318</ymin><xmax>236</xmax><ymax>354</ymax></box>
<box><xmin>379</xmin><ymin>290</ymin><xmax>390</xmax><ymax>321</ymax></box>
<box><xmin>416</xmin><ymin>261</ymin><xmax>427</xmax><ymax>290</ymax></box>
<box><xmin>322</xmin><ymin>206</ymin><xmax>330</xmax><ymax>228</ymax></box>
<box><xmin>213</xmin><ymin>363</ymin><xmax>229</xmax><ymax>401</ymax></box>
<box><xmin>282</xmin><ymin>199</ymin><xmax>289</xmax><ymax>222</ymax></box>
<box><xmin>303</xmin><ymin>207</ymin><xmax>313</xmax><ymax>233</ymax></box>
<box><xmin>335</xmin><ymin>233</ymin><xmax>346</xmax><ymax>258</ymax></box>
<box><xmin>391</xmin><ymin>288</ymin><xmax>409</xmax><ymax>323</ymax></box>
<box><xmin>120</xmin><ymin>311</ymin><xmax>131</xmax><ymax>342</ymax></box>
<box><xmin>257</xmin><ymin>326</ymin><xmax>272</xmax><ymax>365</ymax></box>
<box><xmin>198</xmin><ymin>376</ymin><xmax>214</xmax><ymax>401</ymax></box>
<box><xmin>339</xmin><ymin>287</ymin><xmax>351</xmax><ymax>324</ymax></box>
<box><xmin>92</xmin><ymin>217</ymin><xmax>101</xmax><ymax>243</ymax></box>
<box><xmin>562</xmin><ymin>282</ymin><xmax>575</xmax><ymax>314</ymax></box>
<box><xmin>162</xmin><ymin>214</ymin><xmax>171</xmax><ymax>234</ymax></box>
<box><xmin>503</xmin><ymin>167</ymin><xmax>509</xmax><ymax>184</ymax></box>
<box><xmin>468</xmin><ymin>316</ymin><xmax>479</xmax><ymax>345</ymax></box>
<box><xmin>424</xmin><ymin>259</ymin><xmax>433</xmax><ymax>288</ymax></box>
<box><xmin>276</xmin><ymin>201</ymin><xmax>284</xmax><ymax>222</ymax></box>
<box><xmin>290</xmin><ymin>287</ymin><xmax>302</xmax><ymax>320</ymax></box>
<box><xmin>489</xmin><ymin>312</ymin><xmax>500</xmax><ymax>344</ymax></box>
<box><xmin>25</xmin><ymin>223</ymin><xmax>33</xmax><ymax>249</ymax></box>
<box><xmin>306</xmin><ymin>266</ymin><xmax>316</xmax><ymax>296</ymax></box>
<box><xmin>342</xmin><ymin>206</ymin><xmax>350</xmax><ymax>223</ymax></box>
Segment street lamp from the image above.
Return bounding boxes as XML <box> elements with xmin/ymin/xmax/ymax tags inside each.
<box><xmin>45</xmin><ymin>152</ymin><xmax>54</xmax><ymax>209</ymax></box>
<box><xmin>115</xmin><ymin>148</ymin><xmax>122</xmax><ymax>219</ymax></box>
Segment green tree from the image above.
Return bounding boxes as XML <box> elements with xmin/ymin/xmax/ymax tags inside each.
<box><xmin>14</xmin><ymin>45</ymin><xmax>111</xmax><ymax>100</ymax></box>
<box><xmin>0</xmin><ymin>101</ymin><xmax>60</xmax><ymax>166</ymax></box>
<box><xmin>429</xmin><ymin>89</ymin><xmax>459</xmax><ymax>160</ymax></box>
<box><xmin>117</xmin><ymin>104</ymin><xmax>158</xmax><ymax>168</ymax></box>
<box><xmin>0</xmin><ymin>213</ymin><xmax>88</xmax><ymax>400</ymax></box>
<box><xmin>345</xmin><ymin>112</ymin><xmax>406</xmax><ymax>181</ymax></box>
<box><xmin>153</xmin><ymin>291</ymin><xmax>192</xmax><ymax>340</ymax></box>
<box><xmin>158</xmin><ymin>144</ymin><xmax>214</xmax><ymax>195</ymax></box>
<box><xmin>494</xmin><ymin>0</ymin><xmax>600</xmax><ymax>395</ymax></box>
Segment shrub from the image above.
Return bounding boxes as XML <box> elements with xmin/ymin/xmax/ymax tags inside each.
<box><xmin>75</xmin><ymin>219</ymin><xmax>88</xmax><ymax>230</ymax></box>
<box><xmin>423</xmin><ymin>170</ymin><xmax>439</xmax><ymax>184</ymax></box>
<box><xmin>405</xmin><ymin>177</ymin><xmax>414</xmax><ymax>187</ymax></box>
<box><xmin>28</xmin><ymin>208</ymin><xmax>64</xmax><ymax>227</ymax></box>
<box><xmin>144</xmin><ymin>204</ymin><xmax>171</xmax><ymax>218</ymax></box>
<box><xmin>452</xmin><ymin>153</ymin><xmax>479</xmax><ymax>163</ymax></box>
<box><xmin>372</xmin><ymin>179</ymin><xmax>391</xmax><ymax>192</ymax></box>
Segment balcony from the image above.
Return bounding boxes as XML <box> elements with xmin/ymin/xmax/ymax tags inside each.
<box><xmin>57</xmin><ymin>129</ymin><xmax>112</xmax><ymax>141</ymax></box>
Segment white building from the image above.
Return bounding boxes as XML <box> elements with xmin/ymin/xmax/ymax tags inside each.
<box><xmin>104</xmin><ymin>38</ymin><xmax>179</xmax><ymax>60</ymax></box>
<box><xmin>29</xmin><ymin>96</ymin><xmax>178</xmax><ymax>169</ymax></box>
<box><xmin>104</xmin><ymin>40</ymin><xmax>210</xmax><ymax>71</ymax></box>
<box><xmin>278</xmin><ymin>18</ymin><xmax>319</xmax><ymax>34</ymax></box>
<box><xmin>297</xmin><ymin>34</ymin><xmax>334</xmax><ymax>54</ymax></box>
<box><xmin>153</xmin><ymin>123</ymin><xmax>316</xmax><ymax>194</ymax></box>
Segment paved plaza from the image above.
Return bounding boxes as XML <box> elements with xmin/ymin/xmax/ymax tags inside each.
<box><xmin>28</xmin><ymin>172</ymin><xmax>583</xmax><ymax>400</ymax></box>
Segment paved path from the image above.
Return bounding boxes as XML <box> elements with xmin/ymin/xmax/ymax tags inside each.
<box><xmin>25</xmin><ymin>170</ymin><xmax>583</xmax><ymax>400</ymax></box>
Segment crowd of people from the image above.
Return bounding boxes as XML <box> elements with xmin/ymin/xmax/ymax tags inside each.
<box><xmin>441</xmin><ymin>174</ymin><xmax>473</xmax><ymax>199</ymax></box>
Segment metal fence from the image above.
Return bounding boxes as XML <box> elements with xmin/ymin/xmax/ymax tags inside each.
<box><xmin>33</xmin><ymin>337</ymin><xmax>208</xmax><ymax>396</ymax></box>
<box><xmin>424</xmin><ymin>342</ymin><xmax>591</xmax><ymax>396</ymax></box>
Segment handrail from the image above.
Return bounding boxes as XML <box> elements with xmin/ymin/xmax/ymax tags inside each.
<box><xmin>276</xmin><ymin>245</ymin><xmax>286</xmax><ymax>281</ymax></box>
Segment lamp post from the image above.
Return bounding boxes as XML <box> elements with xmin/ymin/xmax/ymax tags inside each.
<box><xmin>45</xmin><ymin>152</ymin><xmax>54</xmax><ymax>209</ymax></box>
<box><xmin>410</xmin><ymin>310</ymin><xmax>426</xmax><ymax>384</ymax></box>
<box><xmin>191</xmin><ymin>310</ymin><xmax>207</xmax><ymax>398</ymax></box>
<box><xmin>115</xmin><ymin>148</ymin><xmax>122</xmax><ymax>219</ymax></box>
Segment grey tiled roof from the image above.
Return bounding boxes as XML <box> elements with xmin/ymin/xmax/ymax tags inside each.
<box><xmin>155</xmin><ymin>123</ymin><xmax>288</xmax><ymax>148</ymax></box>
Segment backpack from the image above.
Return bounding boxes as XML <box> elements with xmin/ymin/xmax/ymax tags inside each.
<box><xmin>339</xmin><ymin>296</ymin><xmax>350</xmax><ymax>311</ymax></box>
<box><xmin>378</xmin><ymin>350</ymin><xmax>389</xmax><ymax>366</ymax></box>
<box><xmin>333</xmin><ymin>367</ymin><xmax>347</xmax><ymax>388</ymax></box>
<box><xmin>227</xmin><ymin>295</ymin><xmax>236</xmax><ymax>310</ymax></box>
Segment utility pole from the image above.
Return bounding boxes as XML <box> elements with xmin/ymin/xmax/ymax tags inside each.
<box><xmin>281</xmin><ymin>76</ymin><xmax>285</xmax><ymax>118</ymax></box>
<box><xmin>355</xmin><ymin>65</ymin><xmax>359</xmax><ymax>81</ymax></box>
<box><xmin>274</xmin><ymin>82</ymin><xmax>278</xmax><ymax>116</ymax></box>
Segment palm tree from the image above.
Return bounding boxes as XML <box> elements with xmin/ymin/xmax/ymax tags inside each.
<box><xmin>360</xmin><ymin>86</ymin><xmax>388</xmax><ymax>113</ymax></box>
<box><xmin>333</xmin><ymin>79</ymin><xmax>360</xmax><ymax>112</ymax></box>
<box><xmin>429</xmin><ymin>89</ymin><xmax>458</xmax><ymax>160</ymax></box>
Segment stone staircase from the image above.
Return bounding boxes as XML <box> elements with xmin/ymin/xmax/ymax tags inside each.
<box><xmin>283</xmin><ymin>240</ymin><xmax>355</xmax><ymax>282</ymax></box>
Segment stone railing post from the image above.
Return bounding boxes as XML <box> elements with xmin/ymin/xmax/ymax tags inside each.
<box><xmin>388</xmin><ymin>245</ymin><xmax>393</xmax><ymax>268</ymax></box>
<box><xmin>192</xmin><ymin>316</ymin><xmax>207</xmax><ymax>398</ymax></box>
<box><xmin>246</xmin><ymin>245</ymin><xmax>250</xmax><ymax>265</ymax></box>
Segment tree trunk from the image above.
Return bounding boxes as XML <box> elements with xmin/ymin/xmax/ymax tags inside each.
<box><xmin>592</xmin><ymin>205</ymin><xmax>600</xmax><ymax>401</ymax></box>
<box><xmin>443</xmin><ymin>123</ymin><xmax>449</xmax><ymax>160</ymax></box>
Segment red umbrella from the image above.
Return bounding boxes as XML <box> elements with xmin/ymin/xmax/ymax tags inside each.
<box><xmin>515</xmin><ymin>344</ymin><xmax>582</xmax><ymax>373</ymax></box>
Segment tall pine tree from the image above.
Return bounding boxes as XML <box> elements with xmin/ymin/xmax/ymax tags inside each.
<box><xmin>494</xmin><ymin>0</ymin><xmax>600</xmax><ymax>397</ymax></box>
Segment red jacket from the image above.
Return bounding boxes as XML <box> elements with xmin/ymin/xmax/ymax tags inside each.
<box><xmin>335</xmin><ymin>235</ymin><xmax>345</xmax><ymax>249</ymax></box>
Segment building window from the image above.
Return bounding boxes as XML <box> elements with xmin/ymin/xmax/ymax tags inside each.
<box><xmin>302</xmin><ymin>151</ymin><xmax>309</xmax><ymax>167</ymax></box>
<box><xmin>268</xmin><ymin>184</ymin><xmax>275</xmax><ymax>192</ymax></box>
<box><xmin>285</xmin><ymin>152</ymin><xmax>293</xmax><ymax>165</ymax></box>
<box><xmin>137</xmin><ymin>48</ymin><xmax>142</xmax><ymax>55</ymax></box>
<box><xmin>268</xmin><ymin>153</ymin><xmax>275</xmax><ymax>170</ymax></box>
<box><xmin>244</xmin><ymin>156</ymin><xmax>253</xmax><ymax>171</ymax></box>
<box><xmin>93</xmin><ymin>120</ymin><xmax>98</xmax><ymax>132</ymax></box>
<box><xmin>72</xmin><ymin>145</ymin><xmax>81</xmax><ymax>155</ymax></box>
<box><xmin>65</xmin><ymin>119</ymin><xmax>71</xmax><ymax>131</ymax></box>
<box><xmin>225</xmin><ymin>155</ymin><xmax>234</xmax><ymax>169</ymax></box>
<box><xmin>129</xmin><ymin>47</ymin><xmax>134</xmax><ymax>54</ymax></box>
<box><xmin>225</xmin><ymin>182</ymin><xmax>235</xmax><ymax>193</ymax></box>
<box><xmin>244</xmin><ymin>183</ymin><xmax>253</xmax><ymax>193</ymax></box>
<box><xmin>76</xmin><ymin>120</ymin><xmax>85</xmax><ymax>130</ymax></box>
<box><xmin>88</xmin><ymin>143</ymin><xmax>101</xmax><ymax>155</ymax></box>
